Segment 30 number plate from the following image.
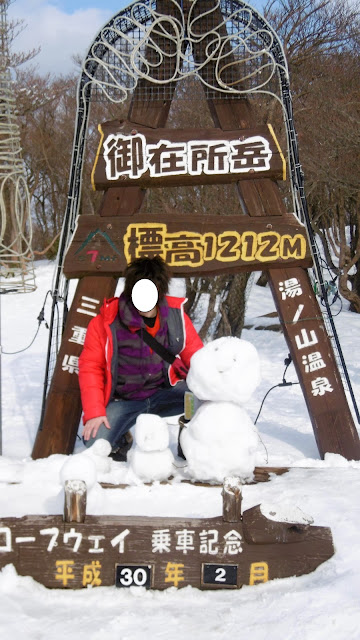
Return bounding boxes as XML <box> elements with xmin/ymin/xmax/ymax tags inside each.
<box><xmin>201</xmin><ymin>563</ymin><xmax>238</xmax><ymax>588</ymax></box>
<box><xmin>115</xmin><ymin>564</ymin><xmax>153</xmax><ymax>589</ymax></box>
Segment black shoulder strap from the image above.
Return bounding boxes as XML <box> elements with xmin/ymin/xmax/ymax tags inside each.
<box><xmin>138</xmin><ymin>329</ymin><xmax>176</xmax><ymax>365</ymax></box>
<box><xmin>119</xmin><ymin>318</ymin><xmax>175</xmax><ymax>365</ymax></box>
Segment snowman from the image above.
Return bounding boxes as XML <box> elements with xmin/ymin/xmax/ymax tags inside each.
<box><xmin>128</xmin><ymin>414</ymin><xmax>175</xmax><ymax>482</ymax></box>
<box><xmin>180</xmin><ymin>336</ymin><xmax>261</xmax><ymax>483</ymax></box>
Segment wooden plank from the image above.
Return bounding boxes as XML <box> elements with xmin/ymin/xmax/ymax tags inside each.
<box><xmin>127</xmin><ymin>0</ymin><xmax>183</xmax><ymax>129</ymax></box>
<box><xmin>63</xmin><ymin>213</ymin><xmax>312</xmax><ymax>278</ymax></box>
<box><xmin>0</xmin><ymin>512</ymin><xmax>334</xmax><ymax>589</ymax></box>
<box><xmin>98</xmin><ymin>186</ymin><xmax>145</xmax><ymax>218</ymax></box>
<box><xmin>237</xmin><ymin>179</ymin><xmax>288</xmax><ymax>217</ymax></box>
<box><xmin>92</xmin><ymin>121</ymin><xmax>285</xmax><ymax>190</ymax></box>
<box><xmin>99</xmin><ymin>467</ymin><xmax>290</xmax><ymax>488</ymax></box>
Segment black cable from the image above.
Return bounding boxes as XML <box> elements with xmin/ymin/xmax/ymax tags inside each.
<box><xmin>1</xmin><ymin>290</ymin><xmax>51</xmax><ymax>355</ymax></box>
<box><xmin>254</xmin><ymin>381</ymin><xmax>300</xmax><ymax>425</ymax></box>
<box><xmin>254</xmin><ymin>384</ymin><xmax>284</xmax><ymax>425</ymax></box>
<box><xmin>254</xmin><ymin>354</ymin><xmax>300</xmax><ymax>425</ymax></box>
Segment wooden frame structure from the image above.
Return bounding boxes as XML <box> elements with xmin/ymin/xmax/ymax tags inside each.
<box><xmin>32</xmin><ymin>0</ymin><xmax>360</xmax><ymax>462</ymax></box>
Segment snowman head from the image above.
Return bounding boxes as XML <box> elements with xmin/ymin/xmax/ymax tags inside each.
<box><xmin>187</xmin><ymin>336</ymin><xmax>260</xmax><ymax>405</ymax></box>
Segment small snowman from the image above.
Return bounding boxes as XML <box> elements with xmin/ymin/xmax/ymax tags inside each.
<box><xmin>180</xmin><ymin>336</ymin><xmax>261</xmax><ymax>482</ymax></box>
<box><xmin>128</xmin><ymin>414</ymin><xmax>175</xmax><ymax>482</ymax></box>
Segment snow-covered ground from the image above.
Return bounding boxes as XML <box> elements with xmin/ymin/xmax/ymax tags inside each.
<box><xmin>1</xmin><ymin>260</ymin><xmax>360</xmax><ymax>639</ymax></box>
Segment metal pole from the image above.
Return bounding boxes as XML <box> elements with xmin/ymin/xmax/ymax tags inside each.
<box><xmin>0</xmin><ymin>285</ymin><xmax>2</xmax><ymax>455</ymax></box>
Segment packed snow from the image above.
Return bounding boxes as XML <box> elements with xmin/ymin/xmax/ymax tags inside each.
<box><xmin>1</xmin><ymin>260</ymin><xmax>360</xmax><ymax>639</ymax></box>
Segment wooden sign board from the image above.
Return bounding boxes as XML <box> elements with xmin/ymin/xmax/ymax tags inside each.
<box><xmin>91</xmin><ymin>121</ymin><xmax>286</xmax><ymax>190</ymax></box>
<box><xmin>63</xmin><ymin>214</ymin><xmax>312</xmax><ymax>278</ymax></box>
<box><xmin>0</xmin><ymin>512</ymin><xmax>333</xmax><ymax>590</ymax></box>
<box><xmin>269</xmin><ymin>268</ymin><xmax>360</xmax><ymax>458</ymax></box>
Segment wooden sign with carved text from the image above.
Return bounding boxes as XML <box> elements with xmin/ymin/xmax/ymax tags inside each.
<box><xmin>63</xmin><ymin>213</ymin><xmax>312</xmax><ymax>278</ymax></box>
<box><xmin>91</xmin><ymin>121</ymin><xmax>286</xmax><ymax>190</ymax></box>
<box><xmin>0</xmin><ymin>513</ymin><xmax>333</xmax><ymax>590</ymax></box>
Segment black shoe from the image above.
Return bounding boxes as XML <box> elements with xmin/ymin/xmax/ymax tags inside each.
<box><xmin>110</xmin><ymin>432</ymin><xmax>133</xmax><ymax>462</ymax></box>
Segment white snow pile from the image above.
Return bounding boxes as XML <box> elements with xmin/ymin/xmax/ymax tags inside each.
<box><xmin>128</xmin><ymin>414</ymin><xmax>175</xmax><ymax>482</ymax></box>
<box><xmin>181</xmin><ymin>337</ymin><xmax>262</xmax><ymax>482</ymax></box>
<box><xmin>59</xmin><ymin>439</ymin><xmax>112</xmax><ymax>492</ymax></box>
<box><xmin>60</xmin><ymin>453</ymin><xmax>98</xmax><ymax>490</ymax></box>
<box><xmin>260</xmin><ymin>502</ymin><xmax>314</xmax><ymax>525</ymax></box>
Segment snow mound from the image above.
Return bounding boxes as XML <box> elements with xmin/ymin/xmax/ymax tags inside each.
<box><xmin>187</xmin><ymin>336</ymin><xmax>261</xmax><ymax>404</ymax></box>
<box><xmin>59</xmin><ymin>454</ymin><xmax>97</xmax><ymax>490</ymax></box>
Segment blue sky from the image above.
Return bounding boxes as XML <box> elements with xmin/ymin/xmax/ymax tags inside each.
<box><xmin>8</xmin><ymin>0</ymin><xmax>129</xmax><ymax>75</ymax></box>
<box><xmin>48</xmin><ymin>1</ymin><xmax>125</xmax><ymax>12</ymax></box>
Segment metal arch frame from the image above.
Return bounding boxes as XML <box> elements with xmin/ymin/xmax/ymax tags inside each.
<box><xmin>41</xmin><ymin>0</ymin><xmax>359</xmax><ymax>424</ymax></box>
<box><xmin>52</xmin><ymin>0</ymin><xmax>291</xmax><ymax>296</ymax></box>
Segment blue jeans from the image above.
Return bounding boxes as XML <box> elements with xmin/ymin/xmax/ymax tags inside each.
<box><xmin>84</xmin><ymin>382</ymin><xmax>187</xmax><ymax>450</ymax></box>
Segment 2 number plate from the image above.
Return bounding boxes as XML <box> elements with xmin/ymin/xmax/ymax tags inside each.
<box><xmin>201</xmin><ymin>563</ymin><xmax>238</xmax><ymax>587</ymax></box>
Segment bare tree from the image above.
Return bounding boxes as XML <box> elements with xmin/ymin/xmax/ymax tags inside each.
<box><xmin>265</xmin><ymin>0</ymin><xmax>360</xmax><ymax>312</ymax></box>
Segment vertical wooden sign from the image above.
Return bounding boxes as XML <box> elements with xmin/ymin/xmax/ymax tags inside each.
<box><xmin>32</xmin><ymin>276</ymin><xmax>117</xmax><ymax>457</ymax></box>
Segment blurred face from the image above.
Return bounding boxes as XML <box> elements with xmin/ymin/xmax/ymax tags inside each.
<box><xmin>131</xmin><ymin>279</ymin><xmax>159</xmax><ymax>317</ymax></box>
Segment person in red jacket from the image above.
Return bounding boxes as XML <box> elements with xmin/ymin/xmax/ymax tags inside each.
<box><xmin>79</xmin><ymin>256</ymin><xmax>203</xmax><ymax>460</ymax></box>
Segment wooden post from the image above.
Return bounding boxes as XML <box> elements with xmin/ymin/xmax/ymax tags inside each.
<box><xmin>64</xmin><ymin>479</ymin><xmax>87</xmax><ymax>523</ymax></box>
<box><xmin>222</xmin><ymin>477</ymin><xmax>242</xmax><ymax>522</ymax></box>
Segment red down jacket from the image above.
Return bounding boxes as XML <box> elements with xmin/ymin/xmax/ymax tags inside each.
<box><xmin>78</xmin><ymin>295</ymin><xmax>203</xmax><ymax>423</ymax></box>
